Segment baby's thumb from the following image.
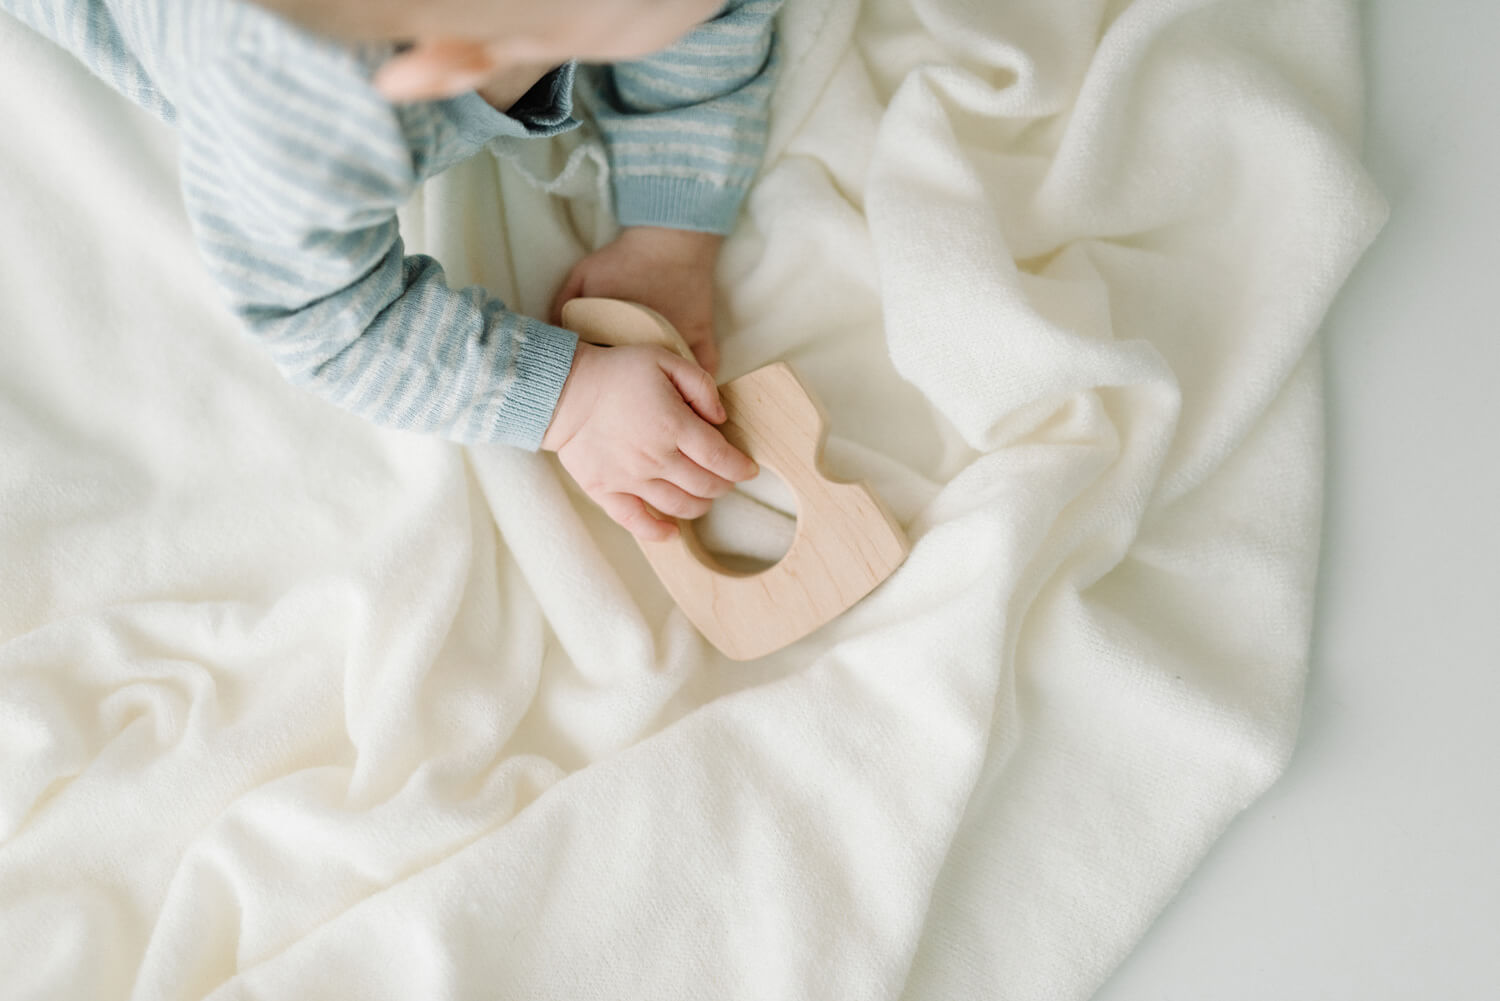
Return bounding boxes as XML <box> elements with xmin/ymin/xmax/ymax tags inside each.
<box><xmin>661</xmin><ymin>354</ymin><xmax>724</xmax><ymax>424</ymax></box>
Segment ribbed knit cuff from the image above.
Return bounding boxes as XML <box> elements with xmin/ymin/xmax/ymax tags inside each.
<box><xmin>613</xmin><ymin>175</ymin><xmax>748</xmax><ymax>235</ymax></box>
<box><xmin>490</xmin><ymin>317</ymin><xmax>579</xmax><ymax>451</ymax></box>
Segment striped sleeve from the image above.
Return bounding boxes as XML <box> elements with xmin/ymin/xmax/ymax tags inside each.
<box><xmin>176</xmin><ymin>31</ymin><xmax>578</xmax><ymax>450</ymax></box>
<box><xmin>580</xmin><ymin>0</ymin><xmax>783</xmax><ymax>234</ymax></box>
<box><xmin>0</xmin><ymin>0</ymin><xmax>174</xmax><ymax>121</ymax></box>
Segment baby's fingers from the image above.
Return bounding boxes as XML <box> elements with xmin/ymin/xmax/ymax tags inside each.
<box><xmin>639</xmin><ymin>480</ymin><xmax>713</xmax><ymax>521</ymax></box>
<box><xmin>660</xmin><ymin>452</ymin><xmax>736</xmax><ymax>501</ymax></box>
<box><xmin>678</xmin><ymin>421</ymin><xmax>758</xmax><ymax>485</ymax></box>
<box><xmin>686</xmin><ymin>334</ymin><xmax>720</xmax><ymax>379</ymax></box>
<box><xmin>660</xmin><ymin>354</ymin><xmax>724</xmax><ymax>425</ymax></box>
<box><xmin>600</xmin><ymin>492</ymin><xmax>677</xmax><ymax>542</ymax></box>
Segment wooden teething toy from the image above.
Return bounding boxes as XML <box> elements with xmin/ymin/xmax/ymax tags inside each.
<box><xmin>560</xmin><ymin>298</ymin><xmax>910</xmax><ymax>661</ymax></box>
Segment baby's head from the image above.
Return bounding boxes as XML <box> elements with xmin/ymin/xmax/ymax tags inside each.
<box><xmin>257</xmin><ymin>0</ymin><xmax>724</xmax><ymax>100</ymax></box>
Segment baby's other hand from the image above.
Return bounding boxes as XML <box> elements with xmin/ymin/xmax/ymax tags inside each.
<box><xmin>549</xmin><ymin>226</ymin><xmax>725</xmax><ymax>377</ymax></box>
<box><xmin>541</xmin><ymin>342</ymin><xmax>758</xmax><ymax>541</ymax></box>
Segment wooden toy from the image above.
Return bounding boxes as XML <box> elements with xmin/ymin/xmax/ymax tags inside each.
<box><xmin>560</xmin><ymin>298</ymin><xmax>911</xmax><ymax>661</ymax></box>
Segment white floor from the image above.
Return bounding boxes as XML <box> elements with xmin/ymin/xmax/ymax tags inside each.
<box><xmin>1094</xmin><ymin>4</ymin><xmax>1500</xmax><ymax>999</ymax></box>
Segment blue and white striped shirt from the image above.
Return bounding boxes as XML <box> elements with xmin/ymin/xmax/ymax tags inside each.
<box><xmin>2</xmin><ymin>0</ymin><xmax>781</xmax><ymax>449</ymax></box>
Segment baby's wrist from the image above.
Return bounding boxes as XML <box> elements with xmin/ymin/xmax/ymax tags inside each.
<box><xmin>619</xmin><ymin>225</ymin><xmax>724</xmax><ymax>261</ymax></box>
<box><xmin>541</xmin><ymin>341</ymin><xmax>603</xmax><ymax>452</ymax></box>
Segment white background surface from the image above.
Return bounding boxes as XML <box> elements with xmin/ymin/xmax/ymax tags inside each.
<box><xmin>1094</xmin><ymin>3</ymin><xmax>1500</xmax><ymax>999</ymax></box>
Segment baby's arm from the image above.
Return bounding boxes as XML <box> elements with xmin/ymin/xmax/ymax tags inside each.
<box><xmin>176</xmin><ymin>27</ymin><xmax>755</xmax><ymax>538</ymax></box>
<box><xmin>582</xmin><ymin>0</ymin><xmax>783</xmax><ymax>235</ymax></box>
<box><xmin>556</xmin><ymin>0</ymin><xmax>784</xmax><ymax>372</ymax></box>
<box><xmin>178</xmin><ymin>45</ymin><xmax>576</xmax><ymax>450</ymax></box>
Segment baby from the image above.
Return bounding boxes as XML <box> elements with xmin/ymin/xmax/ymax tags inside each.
<box><xmin>2</xmin><ymin>0</ymin><xmax>779</xmax><ymax>541</ymax></box>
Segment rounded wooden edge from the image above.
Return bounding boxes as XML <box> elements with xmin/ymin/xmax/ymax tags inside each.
<box><xmin>560</xmin><ymin>297</ymin><xmax>696</xmax><ymax>362</ymax></box>
<box><xmin>555</xmin><ymin>298</ymin><xmax>913</xmax><ymax>660</ymax></box>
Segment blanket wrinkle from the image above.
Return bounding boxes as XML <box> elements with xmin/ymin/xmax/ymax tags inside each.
<box><xmin>0</xmin><ymin>0</ymin><xmax>1385</xmax><ymax>997</ymax></box>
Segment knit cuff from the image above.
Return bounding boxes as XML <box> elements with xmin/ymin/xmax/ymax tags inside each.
<box><xmin>613</xmin><ymin>175</ymin><xmax>748</xmax><ymax>235</ymax></box>
<box><xmin>490</xmin><ymin>317</ymin><xmax>579</xmax><ymax>451</ymax></box>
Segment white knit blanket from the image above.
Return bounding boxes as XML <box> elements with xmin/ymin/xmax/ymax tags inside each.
<box><xmin>0</xmin><ymin>1</ymin><xmax>1384</xmax><ymax>998</ymax></box>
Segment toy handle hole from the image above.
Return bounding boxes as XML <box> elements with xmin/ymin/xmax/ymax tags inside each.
<box><xmin>687</xmin><ymin>464</ymin><xmax>798</xmax><ymax>574</ymax></box>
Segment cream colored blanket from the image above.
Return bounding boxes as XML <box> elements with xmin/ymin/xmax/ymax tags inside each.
<box><xmin>0</xmin><ymin>0</ymin><xmax>1383</xmax><ymax>998</ymax></box>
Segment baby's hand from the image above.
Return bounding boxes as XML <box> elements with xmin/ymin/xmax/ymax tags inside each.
<box><xmin>542</xmin><ymin>342</ymin><xmax>758</xmax><ymax>541</ymax></box>
<box><xmin>549</xmin><ymin>227</ymin><xmax>725</xmax><ymax>377</ymax></box>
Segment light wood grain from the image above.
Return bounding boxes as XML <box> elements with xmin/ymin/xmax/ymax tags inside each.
<box><xmin>561</xmin><ymin>298</ymin><xmax>910</xmax><ymax>660</ymax></box>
